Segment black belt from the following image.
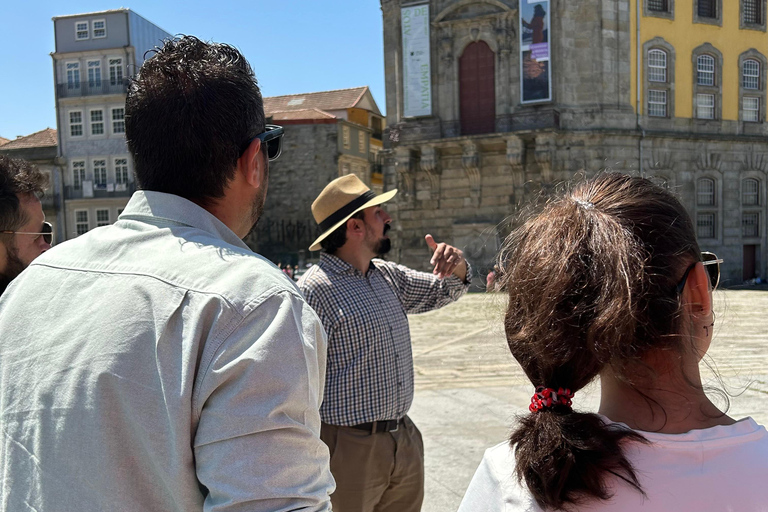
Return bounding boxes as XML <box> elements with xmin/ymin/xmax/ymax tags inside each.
<box><xmin>349</xmin><ymin>418</ymin><xmax>401</xmax><ymax>434</ymax></box>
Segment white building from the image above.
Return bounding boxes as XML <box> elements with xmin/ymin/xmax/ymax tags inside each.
<box><xmin>52</xmin><ymin>9</ymin><xmax>170</xmax><ymax>239</ymax></box>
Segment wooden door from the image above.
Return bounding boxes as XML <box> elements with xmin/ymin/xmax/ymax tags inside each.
<box><xmin>460</xmin><ymin>41</ymin><xmax>496</xmax><ymax>135</ymax></box>
<box><xmin>743</xmin><ymin>244</ymin><xmax>757</xmax><ymax>281</ymax></box>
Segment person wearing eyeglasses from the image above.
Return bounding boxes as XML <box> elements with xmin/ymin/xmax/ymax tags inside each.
<box><xmin>0</xmin><ymin>155</ymin><xmax>52</xmax><ymax>296</ymax></box>
<box><xmin>0</xmin><ymin>37</ymin><xmax>334</xmax><ymax>512</ymax></box>
<box><xmin>458</xmin><ymin>173</ymin><xmax>768</xmax><ymax>512</ymax></box>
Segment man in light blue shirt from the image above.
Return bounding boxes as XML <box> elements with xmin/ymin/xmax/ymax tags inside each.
<box><xmin>0</xmin><ymin>36</ymin><xmax>334</xmax><ymax>511</ymax></box>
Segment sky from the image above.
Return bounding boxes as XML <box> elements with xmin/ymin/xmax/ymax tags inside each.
<box><xmin>0</xmin><ymin>1</ymin><xmax>386</xmax><ymax>139</ymax></box>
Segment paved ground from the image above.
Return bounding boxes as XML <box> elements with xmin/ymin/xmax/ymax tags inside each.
<box><xmin>408</xmin><ymin>290</ymin><xmax>768</xmax><ymax>512</ymax></box>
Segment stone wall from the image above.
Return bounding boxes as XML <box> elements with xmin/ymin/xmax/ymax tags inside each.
<box><xmin>246</xmin><ymin>122</ymin><xmax>340</xmax><ymax>265</ymax></box>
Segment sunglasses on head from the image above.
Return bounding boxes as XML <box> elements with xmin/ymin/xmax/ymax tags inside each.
<box><xmin>1</xmin><ymin>221</ymin><xmax>54</xmax><ymax>245</ymax></box>
<box><xmin>676</xmin><ymin>251</ymin><xmax>723</xmax><ymax>294</ymax></box>
<box><xmin>241</xmin><ymin>124</ymin><xmax>284</xmax><ymax>161</ymax></box>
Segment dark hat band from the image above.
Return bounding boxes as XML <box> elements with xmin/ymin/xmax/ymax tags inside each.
<box><xmin>318</xmin><ymin>191</ymin><xmax>377</xmax><ymax>233</ymax></box>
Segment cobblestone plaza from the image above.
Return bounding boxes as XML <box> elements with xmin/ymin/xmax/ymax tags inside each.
<box><xmin>408</xmin><ymin>289</ymin><xmax>768</xmax><ymax>512</ymax></box>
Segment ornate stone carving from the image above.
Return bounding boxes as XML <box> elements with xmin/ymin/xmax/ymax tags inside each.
<box><xmin>644</xmin><ymin>149</ymin><xmax>674</xmax><ymax>175</ymax></box>
<box><xmin>742</xmin><ymin>150</ymin><xmax>768</xmax><ymax>173</ymax></box>
<box><xmin>696</xmin><ymin>151</ymin><xmax>722</xmax><ymax>172</ymax></box>
<box><xmin>395</xmin><ymin>146</ymin><xmax>416</xmax><ymax>200</ymax></box>
<box><xmin>419</xmin><ymin>144</ymin><xmax>441</xmax><ymax>198</ymax></box>
<box><xmin>462</xmin><ymin>141</ymin><xmax>482</xmax><ymax>206</ymax></box>
<box><xmin>535</xmin><ymin>134</ymin><xmax>554</xmax><ymax>182</ymax></box>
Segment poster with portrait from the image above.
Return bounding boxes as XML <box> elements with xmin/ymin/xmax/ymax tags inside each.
<box><xmin>402</xmin><ymin>5</ymin><xmax>432</xmax><ymax>117</ymax></box>
<box><xmin>520</xmin><ymin>0</ymin><xmax>552</xmax><ymax>103</ymax></box>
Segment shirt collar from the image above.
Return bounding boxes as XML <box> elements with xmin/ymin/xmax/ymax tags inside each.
<box><xmin>118</xmin><ymin>190</ymin><xmax>250</xmax><ymax>251</ymax></box>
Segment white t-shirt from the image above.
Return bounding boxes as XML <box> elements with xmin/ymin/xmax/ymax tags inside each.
<box><xmin>458</xmin><ymin>417</ymin><xmax>768</xmax><ymax>512</ymax></box>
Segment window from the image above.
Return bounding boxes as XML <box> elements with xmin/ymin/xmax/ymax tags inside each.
<box><xmin>648</xmin><ymin>0</ymin><xmax>669</xmax><ymax>11</ymax></box>
<box><xmin>87</xmin><ymin>60</ymin><xmax>101</xmax><ymax>88</ymax></box>
<box><xmin>109</xmin><ymin>58</ymin><xmax>123</xmax><ymax>86</ymax></box>
<box><xmin>743</xmin><ymin>212</ymin><xmax>759</xmax><ymax>237</ymax></box>
<box><xmin>114</xmin><ymin>158</ymin><xmax>129</xmax><ymax>184</ymax></box>
<box><xmin>698</xmin><ymin>0</ymin><xmax>717</xmax><ymax>17</ymax></box>
<box><xmin>75</xmin><ymin>21</ymin><xmax>89</xmax><ymax>40</ymax></box>
<box><xmin>90</xmin><ymin>110</ymin><xmax>104</xmax><ymax>135</ymax></box>
<box><xmin>342</xmin><ymin>126</ymin><xmax>350</xmax><ymax>149</ymax></box>
<box><xmin>69</xmin><ymin>111</ymin><xmax>83</xmax><ymax>137</ymax></box>
<box><xmin>697</xmin><ymin>178</ymin><xmax>715</xmax><ymax>205</ymax></box>
<box><xmin>648</xmin><ymin>49</ymin><xmax>667</xmax><ymax>82</ymax></box>
<box><xmin>697</xmin><ymin>213</ymin><xmax>716</xmax><ymax>238</ymax></box>
<box><xmin>96</xmin><ymin>209</ymin><xmax>110</xmax><ymax>227</ymax></box>
<box><xmin>111</xmin><ymin>108</ymin><xmax>125</xmax><ymax>133</ymax></box>
<box><xmin>743</xmin><ymin>59</ymin><xmax>760</xmax><ymax>89</ymax></box>
<box><xmin>72</xmin><ymin>161</ymin><xmax>86</xmax><ymax>189</ymax></box>
<box><xmin>696</xmin><ymin>93</ymin><xmax>715</xmax><ymax>119</ymax></box>
<box><xmin>697</xmin><ymin>55</ymin><xmax>715</xmax><ymax>86</ymax></box>
<box><xmin>743</xmin><ymin>0</ymin><xmax>763</xmax><ymax>24</ymax></box>
<box><xmin>743</xmin><ymin>178</ymin><xmax>760</xmax><ymax>205</ymax></box>
<box><xmin>358</xmin><ymin>131</ymin><xmax>366</xmax><ymax>153</ymax></box>
<box><xmin>92</xmin><ymin>19</ymin><xmax>106</xmax><ymax>38</ymax></box>
<box><xmin>648</xmin><ymin>90</ymin><xmax>668</xmax><ymax>117</ymax></box>
<box><xmin>744</xmin><ymin>97</ymin><xmax>760</xmax><ymax>121</ymax></box>
<box><xmin>75</xmin><ymin>211</ymin><xmax>89</xmax><ymax>236</ymax></box>
<box><xmin>66</xmin><ymin>62</ymin><xmax>80</xmax><ymax>89</ymax></box>
<box><xmin>93</xmin><ymin>159</ymin><xmax>107</xmax><ymax>185</ymax></box>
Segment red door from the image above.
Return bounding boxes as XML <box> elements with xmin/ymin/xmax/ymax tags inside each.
<box><xmin>460</xmin><ymin>41</ymin><xmax>496</xmax><ymax>135</ymax></box>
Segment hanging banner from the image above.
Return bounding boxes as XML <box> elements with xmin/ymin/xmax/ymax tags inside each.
<box><xmin>402</xmin><ymin>5</ymin><xmax>432</xmax><ymax>117</ymax></box>
<box><xmin>520</xmin><ymin>0</ymin><xmax>552</xmax><ymax>103</ymax></box>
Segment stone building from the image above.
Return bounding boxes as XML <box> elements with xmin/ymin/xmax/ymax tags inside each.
<box><xmin>0</xmin><ymin>129</ymin><xmax>62</xmax><ymax>243</ymax></box>
<box><xmin>380</xmin><ymin>0</ymin><xmax>768</xmax><ymax>286</ymax></box>
<box><xmin>246</xmin><ymin>87</ymin><xmax>385</xmax><ymax>265</ymax></box>
<box><xmin>52</xmin><ymin>9</ymin><xmax>170</xmax><ymax>240</ymax></box>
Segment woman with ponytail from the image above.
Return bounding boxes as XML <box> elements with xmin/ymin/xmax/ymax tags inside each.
<box><xmin>458</xmin><ymin>173</ymin><xmax>768</xmax><ymax>511</ymax></box>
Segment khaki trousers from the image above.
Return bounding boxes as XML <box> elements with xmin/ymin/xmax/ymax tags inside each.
<box><xmin>320</xmin><ymin>416</ymin><xmax>424</xmax><ymax>512</ymax></box>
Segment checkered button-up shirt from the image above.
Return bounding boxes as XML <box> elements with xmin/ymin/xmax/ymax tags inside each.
<box><xmin>299</xmin><ymin>253</ymin><xmax>470</xmax><ymax>426</ymax></box>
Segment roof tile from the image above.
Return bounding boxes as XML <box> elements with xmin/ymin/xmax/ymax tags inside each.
<box><xmin>264</xmin><ymin>86</ymin><xmax>369</xmax><ymax>114</ymax></box>
<box><xmin>0</xmin><ymin>128</ymin><xmax>57</xmax><ymax>151</ymax></box>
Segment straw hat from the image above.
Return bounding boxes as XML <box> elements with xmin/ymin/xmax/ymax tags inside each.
<box><xmin>309</xmin><ymin>174</ymin><xmax>397</xmax><ymax>251</ymax></box>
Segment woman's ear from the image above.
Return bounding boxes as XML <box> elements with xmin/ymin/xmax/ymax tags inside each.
<box><xmin>682</xmin><ymin>262</ymin><xmax>713</xmax><ymax>319</ymax></box>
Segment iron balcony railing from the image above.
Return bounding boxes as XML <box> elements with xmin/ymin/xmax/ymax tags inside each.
<box><xmin>57</xmin><ymin>79</ymin><xmax>129</xmax><ymax>98</ymax></box>
<box><xmin>65</xmin><ymin>182</ymin><xmax>136</xmax><ymax>200</ymax></box>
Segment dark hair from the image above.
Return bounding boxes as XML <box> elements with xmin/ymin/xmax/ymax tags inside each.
<box><xmin>0</xmin><ymin>155</ymin><xmax>48</xmax><ymax>231</ymax></box>
<box><xmin>126</xmin><ymin>35</ymin><xmax>265</xmax><ymax>204</ymax></box>
<box><xmin>320</xmin><ymin>211</ymin><xmax>365</xmax><ymax>254</ymax></box>
<box><xmin>499</xmin><ymin>173</ymin><xmax>701</xmax><ymax>510</ymax></box>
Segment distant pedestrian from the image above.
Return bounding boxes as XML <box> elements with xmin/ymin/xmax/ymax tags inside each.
<box><xmin>460</xmin><ymin>173</ymin><xmax>768</xmax><ymax>512</ymax></box>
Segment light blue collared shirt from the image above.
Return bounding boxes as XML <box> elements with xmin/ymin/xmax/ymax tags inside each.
<box><xmin>0</xmin><ymin>190</ymin><xmax>334</xmax><ymax>511</ymax></box>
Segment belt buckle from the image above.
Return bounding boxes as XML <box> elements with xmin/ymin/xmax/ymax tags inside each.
<box><xmin>387</xmin><ymin>419</ymin><xmax>399</xmax><ymax>432</ymax></box>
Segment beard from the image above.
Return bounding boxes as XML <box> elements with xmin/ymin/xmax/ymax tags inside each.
<box><xmin>245</xmin><ymin>159</ymin><xmax>269</xmax><ymax>239</ymax></box>
<box><xmin>0</xmin><ymin>242</ymin><xmax>26</xmax><ymax>296</ymax></box>
<box><xmin>373</xmin><ymin>223</ymin><xmax>392</xmax><ymax>256</ymax></box>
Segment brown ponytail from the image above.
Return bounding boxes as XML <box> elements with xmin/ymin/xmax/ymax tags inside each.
<box><xmin>499</xmin><ymin>173</ymin><xmax>700</xmax><ymax>509</ymax></box>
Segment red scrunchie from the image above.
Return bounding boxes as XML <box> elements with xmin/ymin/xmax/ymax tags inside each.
<box><xmin>529</xmin><ymin>386</ymin><xmax>574</xmax><ymax>413</ymax></box>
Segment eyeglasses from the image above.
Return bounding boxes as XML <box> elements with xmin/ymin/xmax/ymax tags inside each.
<box><xmin>676</xmin><ymin>251</ymin><xmax>723</xmax><ymax>293</ymax></box>
<box><xmin>1</xmin><ymin>221</ymin><xmax>54</xmax><ymax>245</ymax></box>
<box><xmin>241</xmin><ymin>124</ymin><xmax>284</xmax><ymax>161</ymax></box>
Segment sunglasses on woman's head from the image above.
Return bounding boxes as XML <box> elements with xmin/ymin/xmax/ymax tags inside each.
<box><xmin>1</xmin><ymin>221</ymin><xmax>54</xmax><ymax>245</ymax></box>
<box><xmin>676</xmin><ymin>251</ymin><xmax>723</xmax><ymax>294</ymax></box>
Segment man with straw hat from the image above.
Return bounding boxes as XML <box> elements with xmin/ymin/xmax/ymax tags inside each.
<box><xmin>298</xmin><ymin>174</ymin><xmax>470</xmax><ymax>512</ymax></box>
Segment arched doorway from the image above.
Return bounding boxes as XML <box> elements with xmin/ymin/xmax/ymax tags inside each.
<box><xmin>459</xmin><ymin>41</ymin><xmax>496</xmax><ymax>135</ymax></box>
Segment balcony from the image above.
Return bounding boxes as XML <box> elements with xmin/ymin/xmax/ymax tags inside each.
<box><xmin>65</xmin><ymin>182</ymin><xmax>136</xmax><ymax>200</ymax></box>
<box><xmin>57</xmin><ymin>79</ymin><xmax>129</xmax><ymax>99</ymax></box>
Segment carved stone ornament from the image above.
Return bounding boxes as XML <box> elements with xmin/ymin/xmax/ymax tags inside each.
<box><xmin>395</xmin><ymin>146</ymin><xmax>416</xmax><ymax>199</ymax></box>
<box><xmin>696</xmin><ymin>150</ymin><xmax>722</xmax><ymax>172</ymax></box>
<box><xmin>742</xmin><ymin>150</ymin><xmax>768</xmax><ymax>173</ymax></box>
<box><xmin>644</xmin><ymin>149</ymin><xmax>674</xmax><ymax>175</ymax></box>
<box><xmin>462</xmin><ymin>141</ymin><xmax>481</xmax><ymax>191</ymax></box>
<box><xmin>535</xmin><ymin>134</ymin><xmax>554</xmax><ymax>182</ymax></box>
<box><xmin>420</xmin><ymin>145</ymin><xmax>441</xmax><ymax>198</ymax></box>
